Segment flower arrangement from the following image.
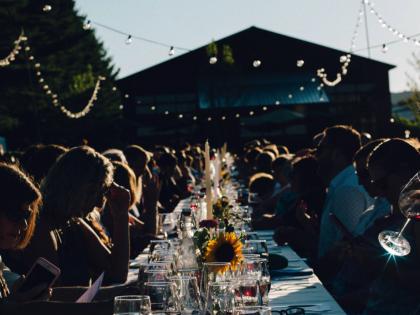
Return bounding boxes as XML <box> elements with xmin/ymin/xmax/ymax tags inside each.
<box><xmin>212</xmin><ymin>196</ymin><xmax>233</xmax><ymax>222</ymax></box>
<box><xmin>204</xmin><ymin>232</ymin><xmax>243</xmax><ymax>272</ymax></box>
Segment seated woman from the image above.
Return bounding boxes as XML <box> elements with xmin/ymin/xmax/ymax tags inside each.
<box><xmin>5</xmin><ymin>146</ymin><xmax>130</xmax><ymax>286</ymax></box>
<box><xmin>0</xmin><ymin>162</ymin><xmax>120</xmax><ymax>315</ymax></box>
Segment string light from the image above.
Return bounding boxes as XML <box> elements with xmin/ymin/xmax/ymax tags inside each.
<box><xmin>404</xmin><ymin>130</ymin><xmax>411</xmax><ymax>139</ymax></box>
<box><xmin>390</xmin><ymin>117</ymin><xmax>395</xmax><ymax>123</ymax></box>
<box><xmin>299</xmin><ymin>86</ymin><xmax>304</xmax><ymax>91</ymax></box>
<box><xmin>381</xmin><ymin>43</ymin><xmax>388</xmax><ymax>53</ymax></box>
<box><xmin>221</xmin><ymin>116</ymin><xmax>226</xmax><ymax>120</ymax></box>
<box><xmin>178</xmin><ymin>114</ymin><xmax>183</xmax><ymax>119</ymax></box>
<box><xmin>119</xmin><ymin>105</ymin><xmax>124</xmax><ymax>110</ymax></box>
<box><xmin>316</xmin><ymin>1</ymin><xmax>364</xmax><ymax>86</ymax></box>
<box><xmin>208</xmin><ymin>117</ymin><xmax>212</xmax><ymax>121</ymax></box>
<box><xmin>0</xmin><ymin>32</ymin><xmax>27</xmax><ymax>67</ymax></box>
<box><xmin>125</xmin><ymin>35</ymin><xmax>133</xmax><ymax>45</ymax></box>
<box><xmin>252</xmin><ymin>60</ymin><xmax>261</xmax><ymax>68</ymax></box>
<box><xmin>288</xmin><ymin>94</ymin><xmax>293</xmax><ymax>99</ymax></box>
<box><xmin>124</xmin><ymin>94</ymin><xmax>130</xmax><ymax>99</ymax></box>
<box><xmin>365</xmin><ymin>0</ymin><xmax>420</xmax><ymax>47</ymax></box>
<box><xmin>150</xmin><ymin>106</ymin><xmax>156</xmax><ymax>111</ymax></box>
<box><xmin>209</xmin><ymin>56</ymin><xmax>218</xmax><ymax>64</ymax></box>
<box><xmin>235</xmin><ymin>113</ymin><xmax>240</xmax><ymax>118</ymax></box>
<box><xmin>249</xmin><ymin>111</ymin><xmax>254</xmax><ymax>116</ymax></box>
<box><xmin>297</xmin><ymin>60</ymin><xmax>304</xmax><ymax>67</ymax></box>
<box><xmin>275</xmin><ymin>100</ymin><xmax>280</xmax><ymax>105</ymax></box>
<box><xmin>83</xmin><ymin>20</ymin><xmax>92</xmax><ymax>30</ymax></box>
<box><xmin>168</xmin><ymin>46</ymin><xmax>175</xmax><ymax>56</ymax></box>
<box><xmin>164</xmin><ymin>110</ymin><xmax>169</xmax><ymax>115</ymax></box>
<box><xmin>112</xmin><ymin>86</ymin><xmax>117</xmax><ymax>91</ymax></box>
<box><xmin>262</xmin><ymin>106</ymin><xmax>267</xmax><ymax>111</ymax></box>
<box><xmin>193</xmin><ymin>116</ymin><xmax>197</xmax><ymax>120</ymax></box>
<box><xmin>42</xmin><ymin>4</ymin><xmax>52</xmax><ymax>12</ymax></box>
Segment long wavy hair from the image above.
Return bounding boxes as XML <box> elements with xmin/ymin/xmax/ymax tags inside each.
<box><xmin>0</xmin><ymin>163</ymin><xmax>41</xmax><ymax>249</ymax></box>
<box><xmin>41</xmin><ymin>146</ymin><xmax>113</xmax><ymax>226</ymax></box>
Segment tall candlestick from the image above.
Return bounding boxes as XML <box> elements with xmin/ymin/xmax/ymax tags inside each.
<box><xmin>205</xmin><ymin>140</ymin><xmax>213</xmax><ymax>219</ymax></box>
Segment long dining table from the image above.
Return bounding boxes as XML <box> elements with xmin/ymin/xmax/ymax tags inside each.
<box><xmin>128</xmin><ymin>198</ymin><xmax>346</xmax><ymax>314</ymax></box>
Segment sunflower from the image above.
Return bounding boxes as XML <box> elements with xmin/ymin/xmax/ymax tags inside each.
<box><xmin>204</xmin><ymin>232</ymin><xmax>243</xmax><ymax>273</ymax></box>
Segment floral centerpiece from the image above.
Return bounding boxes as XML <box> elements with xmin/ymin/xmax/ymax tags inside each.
<box><xmin>194</xmin><ymin>196</ymin><xmax>244</xmax><ymax>272</ymax></box>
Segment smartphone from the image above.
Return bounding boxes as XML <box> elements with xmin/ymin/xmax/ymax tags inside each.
<box><xmin>19</xmin><ymin>257</ymin><xmax>61</xmax><ymax>293</ymax></box>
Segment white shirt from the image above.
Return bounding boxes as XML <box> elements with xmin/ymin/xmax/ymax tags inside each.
<box><xmin>318</xmin><ymin>165</ymin><xmax>373</xmax><ymax>258</ymax></box>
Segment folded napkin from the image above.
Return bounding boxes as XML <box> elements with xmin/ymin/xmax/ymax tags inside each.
<box><xmin>268</xmin><ymin>253</ymin><xmax>288</xmax><ymax>270</ymax></box>
<box><xmin>270</xmin><ymin>267</ymin><xmax>313</xmax><ymax>279</ymax></box>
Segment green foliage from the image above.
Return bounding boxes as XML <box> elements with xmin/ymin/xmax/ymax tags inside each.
<box><xmin>396</xmin><ymin>52</ymin><xmax>420</xmax><ymax>128</ymax></box>
<box><xmin>206</xmin><ymin>40</ymin><xmax>218</xmax><ymax>57</ymax></box>
<box><xmin>193</xmin><ymin>228</ymin><xmax>210</xmax><ymax>257</ymax></box>
<box><xmin>222</xmin><ymin>45</ymin><xmax>234</xmax><ymax>65</ymax></box>
<box><xmin>0</xmin><ymin>0</ymin><xmax>122</xmax><ymax>148</ymax></box>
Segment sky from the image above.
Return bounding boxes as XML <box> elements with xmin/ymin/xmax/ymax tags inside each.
<box><xmin>75</xmin><ymin>0</ymin><xmax>420</xmax><ymax>93</ymax></box>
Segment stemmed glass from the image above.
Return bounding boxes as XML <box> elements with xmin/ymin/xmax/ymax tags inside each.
<box><xmin>114</xmin><ymin>295</ymin><xmax>151</xmax><ymax>315</ymax></box>
<box><xmin>378</xmin><ymin>172</ymin><xmax>420</xmax><ymax>256</ymax></box>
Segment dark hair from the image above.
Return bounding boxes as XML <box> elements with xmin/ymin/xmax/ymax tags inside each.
<box><xmin>0</xmin><ymin>163</ymin><xmax>41</xmax><ymax>249</ymax></box>
<box><xmin>249</xmin><ymin>172</ymin><xmax>275</xmax><ymax>196</ymax></box>
<box><xmin>354</xmin><ymin>139</ymin><xmax>388</xmax><ymax>165</ymax></box>
<box><xmin>368</xmin><ymin>138</ymin><xmax>420</xmax><ymax>175</ymax></box>
<box><xmin>157</xmin><ymin>153</ymin><xmax>177</xmax><ymax>169</ymax></box>
<box><xmin>19</xmin><ymin>144</ymin><xmax>68</xmax><ymax>184</ymax></box>
<box><xmin>291</xmin><ymin>156</ymin><xmax>320</xmax><ymax>191</ymax></box>
<box><xmin>322</xmin><ymin>125</ymin><xmax>362</xmax><ymax>162</ymax></box>
<box><xmin>102</xmin><ymin>148</ymin><xmax>127</xmax><ymax>164</ymax></box>
<box><xmin>255</xmin><ymin>152</ymin><xmax>275</xmax><ymax>173</ymax></box>
<box><xmin>124</xmin><ymin>145</ymin><xmax>151</xmax><ymax>167</ymax></box>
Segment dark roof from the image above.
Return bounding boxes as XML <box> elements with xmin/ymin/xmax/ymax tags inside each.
<box><xmin>118</xmin><ymin>26</ymin><xmax>395</xmax><ymax>94</ymax></box>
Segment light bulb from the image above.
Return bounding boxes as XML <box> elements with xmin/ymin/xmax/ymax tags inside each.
<box><xmin>235</xmin><ymin>113</ymin><xmax>240</xmax><ymax>118</ymax></box>
<box><xmin>168</xmin><ymin>46</ymin><xmax>175</xmax><ymax>56</ymax></box>
<box><xmin>151</xmin><ymin>106</ymin><xmax>156</xmax><ymax>111</ymax></box>
<box><xmin>381</xmin><ymin>44</ymin><xmax>388</xmax><ymax>53</ymax></box>
<box><xmin>119</xmin><ymin>105</ymin><xmax>124</xmax><ymax>110</ymax></box>
<box><xmin>164</xmin><ymin>111</ymin><xmax>169</xmax><ymax>115</ymax></box>
<box><xmin>25</xmin><ymin>46</ymin><xmax>30</xmax><ymax>51</ymax></box>
<box><xmin>340</xmin><ymin>55</ymin><xmax>347</xmax><ymax>63</ymax></box>
<box><xmin>125</xmin><ymin>35</ymin><xmax>133</xmax><ymax>45</ymax></box>
<box><xmin>208</xmin><ymin>117</ymin><xmax>212</xmax><ymax>121</ymax></box>
<box><xmin>124</xmin><ymin>94</ymin><xmax>129</xmax><ymax>99</ymax></box>
<box><xmin>288</xmin><ymin>94</ymin><xmax>293</xmax><ymax>99</ymax></box>
<box><xmin>253</xmin><ymin>60</ymin><xmax>261</xmax><ymax>68</ymax></box>
<box><xmin>249</xmin><ymin>111</ymin><xmax>254</xmax><ymax>116</ymax></box>
<box><xmin>296</xmin><ymin>60</ymin><xmax>304</xmax><ymax>67</ymax></box>
<box><xmin>42</xmin><ymin>4</ymin><xmax>52</xmax><ymax>12</ymax></box>
<box><xmin>221</xmin><ymin>116</ymin><xmax>226</xmax><ymax>120</ymax></box>
<box><xmin>112</xmin><ymin>86</ymin><xmax>117</xmax><ymax>91</ymax></box>
<box><xmin>390</xmin><ymin>117</ymin><xmax>395</xmax><ymax>123</ymax></box>
<box><xmin>193</xmin><ymin>116</ymin><xmax>197</xmax><ymax>121</ymax></box>
<box><xmin>178</xmin><ymin>114</ymin><xmax>183</xmax><ymax>119</ymax></box>
<box><xmin>299</xmin><ymin>86</ymin><xmax>304</xmax><ymax>91</ymax></box>
<box><xmin>404</xmin><ymin>130</ymin><xmax>411</xmax><ymax>138</ymax></box>
<box><xmin>311</xmin><ymin>78</ymin><xmax>316</xmax><ymax>82</ymax></box>
<box><xmin>209</xmin><ymin>56</ymin><xmax>218</xmax><ymax>64</ymax></box>
<box><xmin>275</xmin><ymin>100</ymin><xmax>280</xmax><ymax>105</ymax></box>
<box><xmin>83</xmin><ymin>20</ymin><xmax>92</xmax><ymax>30</ymax></box>
<box><xmin>262</xmin><ymin>106</ymin><xmax>267</xmax><ymax>111</ymax></box>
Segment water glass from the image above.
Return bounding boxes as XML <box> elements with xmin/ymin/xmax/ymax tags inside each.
<box><xmin>114</xmin><ymin>295</ymin><xmax>151</xmax><ymax>315</ymax></box>
<box><xmin>238</xmin><ymin>276</ymin><xmax>261</xmax><ymax>306</ymax></box>
<box><xmin>204</xmin><ymin>282</ymin><xmax>235</xmax><ymax>315</ymax></box>
<box><xmin>169</xmin><ymin>276</ymin><xmax>201</xmax><ymax>313</ymax></box>
<box><xmin>200</xmin><ymin>262</ymin><xmax>232</xmax><ymax>299</ymax></box>
<box><xmin>143</xmin><ymin>282</ymin><xmax>180</xmax><ymax>312</ymax></box>
<box><xmin>244</xmin><ymin>240</ymin><xmax>269</xmax><ymax>258</ymax></box>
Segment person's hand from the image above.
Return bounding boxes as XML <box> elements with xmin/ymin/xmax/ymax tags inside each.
<box><xmin>8</xmin><ymin>276</ymin><xmax>52</xmax><ymax>302</ymax></box>
<box><xmin>128</xmin><ymin>213</ymin><xmax>144</xmax><ymax>229</ymax></box>
<box><xmin>106</xmin><ymin>182</ymin><xmax>131</xmax><ymax>219</ymax></box>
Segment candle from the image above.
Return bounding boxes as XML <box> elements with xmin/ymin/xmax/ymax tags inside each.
<box><xmin>205</xmin><ymin>140</ymin><xmax>213</xmax><ymax>219</ymax></box>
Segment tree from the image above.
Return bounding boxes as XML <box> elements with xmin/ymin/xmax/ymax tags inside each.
<box><xmin>0</xmin><ymin>0</ymin><xmax>123</xmax><ymax>149</ymax></box>
<box><xmin>396</xmin><ymin>52</ymin><xmax>420</xmax><ymax>128</ymax></box>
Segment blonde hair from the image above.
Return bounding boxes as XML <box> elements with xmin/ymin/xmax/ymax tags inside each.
<box><xmin>42</xmin><ymin>146</ymin><xmax>113</xmax><ymax>225</ymax></box>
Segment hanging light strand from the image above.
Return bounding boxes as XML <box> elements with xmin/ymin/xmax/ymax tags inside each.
<box><xmin>90</xmin><ymin>20</ymin><xmax>191</xmax><ymax>52</ymax></box>
<box><xmin>0</xmin><ymin>32</ymin><xmax>28</xmax><ymax>67</ymax></box>
<box><xmin>316</xmin><ymin>1</ymin><xmax>365</xmax><ymax>87</ymax></box>
<box><xmin>365</xmin><ymin>0</ymin><xmax>420</xmax><ymax>47</ymax></box>
<box><xmin>23</xmin><ymin>41</ymin><xmax>106</xmax><ymax>119</ymax></box>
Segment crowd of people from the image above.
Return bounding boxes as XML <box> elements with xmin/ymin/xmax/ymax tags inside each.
<box><xmin>240</xmin><ymin>125</ymin><xmax>420</xmax><ymax>315</ymax></box>
<box><xmin>0</xmin><ymin>124</ymin><xmax>418</xmax><ymax>315</ymax></box>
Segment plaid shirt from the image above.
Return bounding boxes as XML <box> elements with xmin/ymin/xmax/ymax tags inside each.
<box><xmin>318</xmin><ymin>165</ymin><xmax>373</xmax><ymax>258</ymax></box>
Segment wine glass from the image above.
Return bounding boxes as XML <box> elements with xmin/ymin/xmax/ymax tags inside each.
<box><xmin>114</xmin><ymin>295</ymin><xmax>151</xmax><ymax>315</ymax></box>
<box><xmin>378</xmin><ymin>171</ymin><xmax>420</xmax><ymax>256</ymax></box>
<box><xmin>237</xmin><ymin>276</ymin><xmax>261</xmax><ymax>306</ymax></box>
<box><xmin>244</xmin><ymin>240</ymin><xmax>269</xmax><ymax>258</ymax></box>
<box><xmin>200</xmin><ymin>262</ymin><xmax>232</xmax><ymax>299</ymax></box>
